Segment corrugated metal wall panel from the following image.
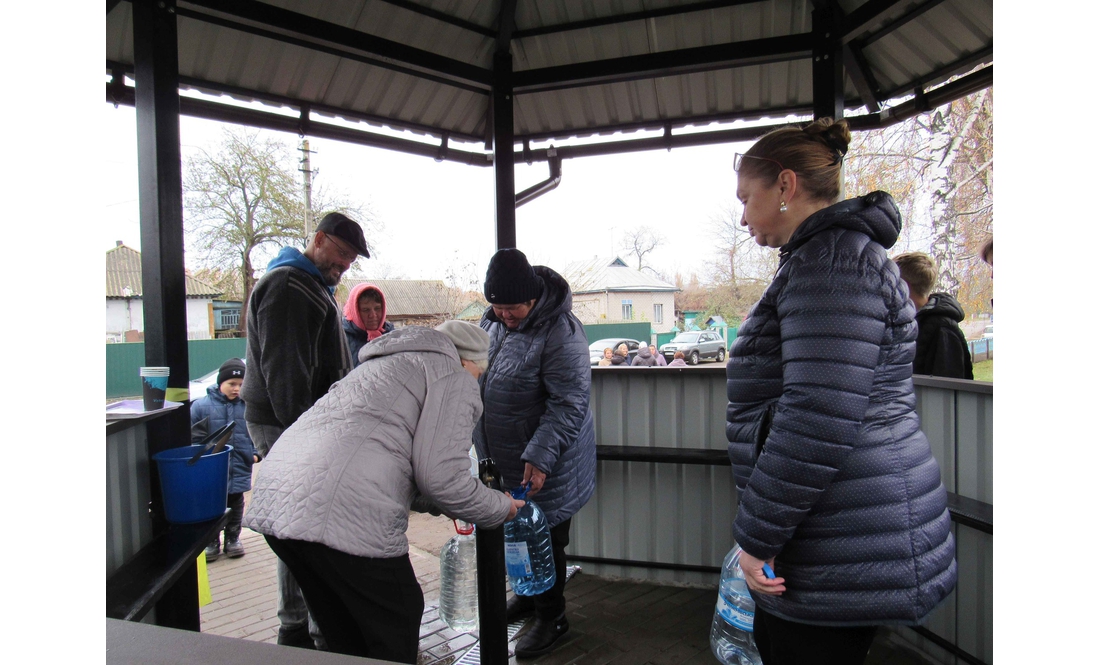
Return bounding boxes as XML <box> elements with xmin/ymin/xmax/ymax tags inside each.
<box><xmin>955</xmin><ymin>390</ymin><xmax>993</xmax><ymax>502</ymax></box>
<box><xmin>106</xmin><ymin>423</ymin><xmax>154</xmax><ymax>578</ymax></box>
<box><xmin>955</xmin><ymin>526</ymin><xmax>993</xmax><ymax>663</ymax></box>
<box><xmin>915</xmin><ymin>384</ymin><xmax>958</xmax><ymax>493</ymax></box>
<box><xmin>574</xmin><ymin>369</ymin><xmax>734</xmax><ymax>586</ymax></box>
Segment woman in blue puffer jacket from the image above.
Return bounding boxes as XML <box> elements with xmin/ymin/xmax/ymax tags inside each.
<box><xmin>725</xmin><ymin>118</ymin><xmax>956</xmax><ymax>665</ymax></box>
<box><xmin>191</xmin><ymin>358</ymin><xmax>258</xmax><ymax>560</ymax></box>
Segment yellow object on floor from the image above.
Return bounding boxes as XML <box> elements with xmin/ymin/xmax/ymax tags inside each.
<box><xmin>197</xmin><ymin>553</ymin><xmax>212</xmax><ymax>607</ymax></box>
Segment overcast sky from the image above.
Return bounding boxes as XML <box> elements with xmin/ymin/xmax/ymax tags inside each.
<box><xmin>102</xmin><ymin>101</ymin><xmax>764</xmax><ymax>288</ymax></box>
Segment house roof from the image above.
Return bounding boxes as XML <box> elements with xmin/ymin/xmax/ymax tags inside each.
<box><xmin>105</xmin><ymin>244</ymin><xmax>222</xmax><ymax>299</ymax></box>
<box><xmin>562</xmin><ymin>257</ymin><xmax>679</xmax><ymax>294</ymax></box>
<box><xmin>457</xmin><ymin>301</ymin><xmax>488</xmax><ymax>321</ymax></box>
<box><xmin>342</xmin><ymin>278</ymin><xmax>452</xmax><ymax>317</ymax></box>
<box><xmin>105</xmin><ymin>1</ymin><xmax>992</xmax><ymax>163</ymax></box>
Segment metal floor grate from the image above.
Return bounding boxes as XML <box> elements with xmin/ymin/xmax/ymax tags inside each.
<box><xmin>449</xmin><ymin>565</ymin><xmax>582</xmax><ymax>665</ymax></box>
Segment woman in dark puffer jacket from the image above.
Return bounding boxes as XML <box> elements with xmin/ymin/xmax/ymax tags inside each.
<box><xmin>726</xmin><ymin>118</ymin><xmax>956</xmax><ymax>665</ymax></box>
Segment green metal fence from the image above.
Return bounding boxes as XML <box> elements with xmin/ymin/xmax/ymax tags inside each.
<box><xmin>106</xmin><ymin>339</ymin><xmax>248</xmax><ymax>398</ymax></box>
<box><xmin>581</xmin><ymin>322</ymin><xmax>652</xmax><ymax>346</ymax></box>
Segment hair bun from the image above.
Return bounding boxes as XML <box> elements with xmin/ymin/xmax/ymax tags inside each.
<box><xmin>805</xmin><ymin>118</ymin><xmax>851</xmax><ymax>156</ymax></box>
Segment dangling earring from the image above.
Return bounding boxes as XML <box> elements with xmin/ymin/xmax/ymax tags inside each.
<box><xmin>779</xmin><ymin>201</ymin><xmax>788</xmax><ymax>213</ymax></box>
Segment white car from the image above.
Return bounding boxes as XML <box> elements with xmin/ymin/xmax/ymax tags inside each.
<box><xmin>981</xmin><ymin>324</ymin><xmax>993</xmax><ymax>340</ymax></box>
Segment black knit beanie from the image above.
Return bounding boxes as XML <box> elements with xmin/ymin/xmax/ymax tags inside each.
<box><xmin>484</xmin><ymin>248</ymin><xmax>543</xmax><ymax>304</ymax></box>
<box><xmin>217</xmin><ymin>358</ymin><xmax>246</xmax><ymax>386</ymax></box>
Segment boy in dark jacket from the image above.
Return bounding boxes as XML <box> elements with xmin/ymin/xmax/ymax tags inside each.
<box><xmin>192</xmin><ymin>358</ymin><xmax>259</xmax><ymax>560</ymax></box>
<box><xmin>894</xmin><ymin>252</ymin><xmax>974</xmax><ymax>380</ymax></box>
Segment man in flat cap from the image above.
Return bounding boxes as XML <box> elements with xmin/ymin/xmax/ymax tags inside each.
<box><xmin>474</xmin><ymin>248</ymin><xmax>596</xmax><ymax>658</ymax></box>
<box><xmin>242</xmin><ymin>211</ymin><xmax>370</xmax><ymax>649</ymax></box>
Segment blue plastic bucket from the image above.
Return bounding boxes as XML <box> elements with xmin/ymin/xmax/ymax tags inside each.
<box><xmin>152</xmin><ymin>445</ymin><xmax>234</xmax><ymax>524</ymax></box>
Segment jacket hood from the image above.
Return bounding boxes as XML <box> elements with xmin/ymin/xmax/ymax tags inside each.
<box><xmin>266</xmin><ymin>246</ymin><xmax>334</xmax><ymax>295</ymax></box>
<box><xmin>359</xmin><ymin>326</ymin><xmax>460</xmax><ymax>365</ymax></box>
<box><xmin>482</xmin><ymin>265</ymin><xmax>576</xmax><ymax>333</ymax></box>
<box><xmin>636</xmin><ymin>345</ymin><xmax>653</xmax><ymax>359</ymax></box>
<box><xmin>343</xmin><ymin>283</ymin><xmax>388</xmax><ymax>336</ymax></box>
<box><xmin>919</xmin><ymin>292</ymin><xmax>966</xmax><ymax>323</ymax></box>
<box><xmin>782</xmin><ymin>191</ymin><xmax>902</xmax><ymax>259</ymax></box>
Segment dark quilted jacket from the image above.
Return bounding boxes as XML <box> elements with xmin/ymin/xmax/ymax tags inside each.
<box><xmin>191</xmin><ymin>384</ymin><xmax>256</xmax><ymax>494</ymax></box>
<box><xmin>474</xmin><ymin>266</ymin><xmax>596</xmax><ymax>528</ymax></box>
<box><xmin>726</xmin><ymin>191</ymin><xmax>957</xmax><ymax>626</ymax></box>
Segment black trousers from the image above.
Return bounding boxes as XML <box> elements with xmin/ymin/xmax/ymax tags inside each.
<box><xmin>264</xmin><ymin>535</ymin><xmax>424</xmax><ymax>663</ymax></box>
<box><xmin>754</xmin><ymin>604</ymin><xmax>878</xmax><ymax>665</ymax></box>
<box><xmin>211</xmin><ymin>492</ymin><xmax>245</xmax><ymax>547</ymax></box>
<box><xmin>533</xmin><ymin>518</ymin><xmax>571</xmax><ymax>620</ymax></box>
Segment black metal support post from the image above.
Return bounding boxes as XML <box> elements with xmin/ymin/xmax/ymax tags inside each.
<box><xmin>492</xmin><ymin>50</ymin><xmax>517</xmax><ymax>250</ymax></box>
<box><xmin>812</xmin><ymin>2</ymin><xmax>844</xmax><ymax>121</ymax></box>
<box><xmin>133</xmin><ymin>0</ymin><xmax>189</xmax><ymax>406</ymax></box>
<box><xmin>133</xmin><ymin>0</ymin><xmax>194</xmax><ymax>616</ymax></box>
<box><xmin>476</xmin><ymin>458</ymin><xmax>508</xmax><ymax>665</ymax></box>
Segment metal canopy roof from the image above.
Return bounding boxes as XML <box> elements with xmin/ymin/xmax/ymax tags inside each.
<box><xmin>106</xmin><ymin>0</ymin><xmax>993</xmax><ymax>163</ymax></box>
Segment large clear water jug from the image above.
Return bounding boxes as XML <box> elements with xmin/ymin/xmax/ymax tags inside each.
<box><xmin>502</xmin><ymin>484</ymin><xmax>555</xmax><ymax>596</ymax></box>
<box><xmin>709</xmin><ymin>545</ymin><xmax>762</xmax><ymax>665</ymax></box>
<box><xmin>439</xmin><ymin>520</ymin><xmax>479</xmax><ymax>632</ymax></box>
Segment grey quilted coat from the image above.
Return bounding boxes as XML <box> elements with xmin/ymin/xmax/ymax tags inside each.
<box><xmin>474</xmin><ymin>266</ymin><xmax>596</xmax><ymax>528</ymax></box>
<box><xmin>244</xmin><ymin>327</ymin><xmax>514</xmax><ymax>559</ymax></box>
<box><xmin>726</xmin><ymin>192</ymin><xmax>957</xmax><ymax>626</ymax></box>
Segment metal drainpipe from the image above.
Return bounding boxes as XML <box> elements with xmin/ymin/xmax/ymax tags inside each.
<box><xmin>515</xmin><ymin>151</ymin><xmax>562</xmax><ymax>207</ymax></box>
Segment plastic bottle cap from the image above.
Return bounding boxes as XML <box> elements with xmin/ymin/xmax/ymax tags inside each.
<box><xmin>453</xmin><ymin>519</ymin><xmax>475</xmax><ymax>535</ymax></box>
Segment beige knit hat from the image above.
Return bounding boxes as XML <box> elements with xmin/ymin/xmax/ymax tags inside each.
<box><xmin>435</xmin><ymin>320</ymin><xmax>490</xmax><ymax>362</ymax></box>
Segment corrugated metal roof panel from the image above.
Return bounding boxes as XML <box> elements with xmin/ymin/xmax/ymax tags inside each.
<box><xmin>105</xmin><ymin>244</ymin><xmax>221</xmax><ymax>299</ymax></box>
<box><xmin>563</xmin><ymin>257</ymin><xmax>679</xmax><ymax>294</ymax></box>
<box><xmin>342</xmin><ymin>278</ymin><xmax>452</xmax><ymax>317</ymax></box>
<box><xmin>107</xmin><ymin>0</ymin><xmax>992</xmax><ymax>146</ymax></box>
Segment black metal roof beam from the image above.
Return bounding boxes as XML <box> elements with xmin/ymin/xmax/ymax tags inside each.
<box><xmin>513</xmin><ymin>33</ymin><xmax>813</xmax><ymax>94</ymax></box>
<box><xmin>844</xmin><ymin>43</ymin><xmax>883</xmax><ymax>111</ymax></box>
<box><xmin>847</xmin><ymin>64</ymin><xmax>993</xmax><ymax>130</ymax></box>
<box><xmin>878</xmin><ymin>44</ymin><xmax>992</xmax><ymax>101</ymax></box>
<box><xmin>840</xmin><ymin>0</ymin><xmax>910</xmax><ymax>43</ymax></box>
<box><xmin>375</xmin><ymin>0</ymin><xmax>496</xmax><ymax>38</ymax></box>
<box><xmin>515</xmin><ymin>104</ymin><xmax>816</xmax><ymax>143</ymax></box>
<box><xmin>495</xmin><ymin>0</ymin><xmax>519</xmax><ymax>52</ymax></box>
<box><xmin>858</xmin><ymin>0</ymin><xmax>949</xmax><ymax>47</ymax></box>
<box><xmin>107</xmin><ymin>83</ymin><xmax>494</xmax><ymax>168</ymax></box>
<box><xmin>105</xmin><ymin>59</ymin><xmax>486</xmax><ymax>144</ymax></box>
<box><xmin>177</xmin><ymin>0</ymin><xmax>492</xmax><ymax>86</ymax></box>
<box><xmin>512</xmin><ymin>0</ymin><xmax>764</xmax><ymax>40</ymax></box>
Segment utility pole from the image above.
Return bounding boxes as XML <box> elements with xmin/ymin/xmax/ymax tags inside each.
<box><xmin>299</xmin><ymin>140</ymin><xmax>315</xmax><ymax>241</ymax></box>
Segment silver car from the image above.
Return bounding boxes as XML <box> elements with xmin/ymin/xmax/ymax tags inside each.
<box><xmin>659</xmin><ymin>331</ymin><xmax>727</xmax><ymax>365</ymax></box>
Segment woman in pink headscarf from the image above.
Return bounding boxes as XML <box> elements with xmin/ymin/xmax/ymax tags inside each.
<box><xmin>343</xmin><ymin>283</ymin><xmax>394</xmax><ymax>367</ymax></box>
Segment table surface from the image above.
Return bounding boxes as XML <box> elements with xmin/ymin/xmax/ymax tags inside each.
<box><xmin>106</xmin><ymin>619</ymin><xmax>396</xmax><ymax>664</ymax></box>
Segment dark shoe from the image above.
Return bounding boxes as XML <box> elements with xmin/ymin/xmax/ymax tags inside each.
<box><xmin>506</xmin><ymin>594</ymin><xmax>536</xmax><ymax>624</ymax></box>
<box><xmin>204</xmin><ymin>541</ymin><xmax>221</xmax><ymax>562</ymax></box>
<box><xmin>515</xmin><ymin>614</ymin><xmax>569</xmax><ymax>659</ymax></box>
<box><xmin>224</xmin><ymin>538</ymin><xmax>245</xmax><ymax>558</ymax></box>
<box><xmin>277</xmin><ymin>625</ymin><xmax>316</xmax><ymax>650</ymax></box>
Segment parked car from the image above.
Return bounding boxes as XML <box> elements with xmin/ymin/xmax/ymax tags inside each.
<box><xmin>589</xmin><ymin>338</ymin><xmax>641</xmax><ymax>366</ymax></box>
<box><xmin>982</xmin><ymin>324</ymin><xmax>993</xmax><ymax>340</ymax></box>
<box><xmin>659</xmin><ymin>331</ymin><xmax>727</xmax><ymax>365</ymax></box>
<box><xmin>188</xmin><ymin>358</ymin><xmax>247</xmax><ymax>401</ymax></box>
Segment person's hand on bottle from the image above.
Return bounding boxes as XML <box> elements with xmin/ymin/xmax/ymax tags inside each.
<box><xmin>523</xmin><ymin>463</ymin><xmax>547</xmax><ymax>496</ymax></box>
<box><xmin>505</xmin><ymin>494</ymin><xmax>525</xmax><ymax>521</ymax></box>
<box><xmin>739</xmin><ymin>549</ymin><xmax>786</xmax><ymax>596</ymax></box>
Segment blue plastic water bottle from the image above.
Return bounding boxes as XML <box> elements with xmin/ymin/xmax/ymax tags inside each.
<box><xmin>502</xmin><ymin>484</ymin><xmax>556</xmax><ymax>596</ymax></box>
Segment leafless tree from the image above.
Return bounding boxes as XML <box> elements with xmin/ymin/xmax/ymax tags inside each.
<box><xmin>619</xmin><ymin>226</ymin><xmax>665</xmax><ymax>274</ymax></box>
<box><xmin>184</xmin><ymin>128</ymin><xmax>379</xmax><ymax>330</ymax></box>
